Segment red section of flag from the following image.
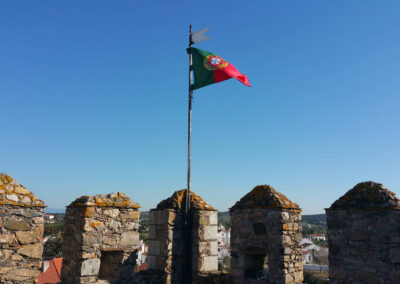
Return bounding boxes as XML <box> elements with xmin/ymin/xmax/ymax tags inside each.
<box><xmin>214</xmin><ymin>63</ymin><xmax>251</xmax><ymax>87</ymax></box>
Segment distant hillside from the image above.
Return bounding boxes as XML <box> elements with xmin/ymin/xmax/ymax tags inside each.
<box><xmin>218</xmin><ymin>211</ymin><xmax>230</xmax><ymax>228</ymax></box>
<box><xmin>139</xmin><ymin>211</ymin><xmax>326</xmax><ymax>236</ymax></box>
<box><xmin>301</xmin><ymin>214</ymin><xmax>326</xmax><ymax>226</ymax></box>
<box><xmin>219</xmin><ymin>212</ymin><xmax>327</xmax><ymax>237</ymax></box>
<box><xmin>301</xmin><ymin>214</ymin><xmax>327</xmax><ymax>236</ymax></box>
<box><xmin>45</xmin><ymin>208</ymin><xmax>66</xmax><ymax>213</ymax></box>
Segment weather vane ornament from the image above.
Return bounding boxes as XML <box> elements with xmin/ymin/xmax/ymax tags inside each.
<box><xmin>190</xmin><ymin>27</ymin><xmax>211</xmax><ymax>44</ymax></box>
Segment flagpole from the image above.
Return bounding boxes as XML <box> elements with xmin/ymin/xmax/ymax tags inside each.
<box><xmin>185</xmin><ymin>24</ymin><xmax>193</xmax><ymax>283</ymax></box>
<box><xmin>186</xmin><ymin>24</ymin><xmax>192</xmax><ymax>230</ymax></box>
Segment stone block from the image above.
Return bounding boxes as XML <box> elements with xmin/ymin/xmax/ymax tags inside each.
<box><xmin>148</xmin><ymin>240</ymin><xmax>161</xmax><ymax>256</ymax></box>
<box><xmin>4</xmin><ymin>269</ymin><xmax>40</xmax><ymax>281</ymax></box>
<box><xmin>391</xmin><ymin>269</ymin><xmax>400</xmax><ymax>282</ymax></box>
<box><xmin>127</xmin><ymin>210</ymin><xmax>140</xmax><ymax>220</ymax></box>
<box><xmin>209</xmin><ymin>211</ymin><xmax>218</xmax><ymax>225</ymax></box>
<box><xmin>4</xmin><ymin>218</ymin><xmax>30</xmax><ymax>231</ymax></box>
<box><xmin>16</xmin><ymin>225</ymin><xmax>43</xmax><ymax>244</ymax></box>
<box><xmin>150</xmin><ymin>210</ymin><xmax>165</xmax><ymax>225</ymax></box>
<box><xmin>200</xmin><ymin>256</ymin><xmax>218</xmax><ymax>271</ymax></box>
<box><xmin>146</xmin><ymin>255</ymin><xmax>157</xmax><ymax>269</ymax></box>
<box><xmin>80</xmin><ymin>258</ymin><xmax>100</xmax><ymax>276</ymax></box>
<box><xmin>0</xmin><ymin>267</ymin><xmax>13</xmax><ymax>274</ymax></box>
<box><xmin>6</xmin><ymin>194</ymin><xmax>19</xmax><ymax>202</ymax></box>
<box><xmin>84</xmin><ymin>207</ymin><xmax>96</xmax><ymax>218</ymax></box>
<box><xmin>160</xmin><ymin>210</ymin><xmax>174</xmax><ymax>225</ymax></box>
<box><xmin>14</xmin><ymin>186</ymin><xmax>30</xmax><ymax>195</ymax></box>
<box><xmin>210</xmin><ymin>241</ymin><xmax>218</xmax><ymax>255</ymax></box>
<box><xmin>11</xmin><ymin>254</ymin><xmax>23</xmax><ymax>261</ymax></box>
<box><xmin>83</xmin><ymin>232</ymin><xmax>102</xmax><ymax>246</ymax></box>
<box><xmin>193</xmin><ymin>210</ymin><xmax>218</xmax><ymax>226</ymax></box>
<box><xmin>120</xmin><ymin>231</ymin><xmax>139</xmax><ymax>248</ymax></box>
<box><xmin>32</xmin><ymin>217</ymin><xmax>44</xmax><ymax>224</ymax></box>
<box><xmin>194</xmin><ymin>241</ymin><xmax>209</xmax><ymax>256</ymax></box>
<box><xmin>149</xmin><ymin>210</ymin><xmax>158</xmax><ymax>225</ymax></box>
<box><xmin>197</xmin><ymin>225</ymin><xmax>217</xmax><ymax>240</ymax></box>
<box><xmin>0</xmin><ymin>234</ymin><xmax>16</xmax><ymax>244</ymax></box>
<box><xmin>103</xmin><ymin>208</ymin><xmax>120</xmax><ymax>218</ymax></box>
<box><xmin>390</xmin><ymin>247</ymin><xmax>400</xmax><ymax>263</ymax></box>
<box><xmin>18</xmin><ymin>243</ymin><xmax>43</xmax><ymax>258</ymax></box>
<box><xmin>148</xmin><ymin>225</ymin><xmax>157</xmax><ymax>240</ymax></box>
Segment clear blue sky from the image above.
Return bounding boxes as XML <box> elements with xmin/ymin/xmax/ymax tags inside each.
<box><xmin>1</xmin><ymin>1</ymin><xmax>400</xmax><ymax>214</ymax></box>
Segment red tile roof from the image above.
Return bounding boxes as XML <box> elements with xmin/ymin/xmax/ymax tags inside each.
<box><xmin>37</xmin><ymin>257</ymin><xmax>62</xmax><ymax>284</ymax></box>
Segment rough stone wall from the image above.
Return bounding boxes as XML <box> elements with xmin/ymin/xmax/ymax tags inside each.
<box><xmin>0</xmin><ymin>173</ymin><xmax>45</xmax><ymax>283</ymax></box>
<box><xmin>230</xmin><ymin>185</ymin><xmax>303</xmax><ymax>284</ymax></box>
<box><xmin>147</xmin><ymin>190</ymin><xmax>218</xmax><ymax>284</ymax></box>
<box><xmin>147</xmin><ymin>209</ymin><xmax>184</xmax><ymax>283</ymax></box>
<box><xmin>61</xmin><ymin>192</ymin><xmax>140</xmax><ymax>284</ymax></box>
<box><xmin>327</xmin><ymin>181</ymin><xmax>400</xmax><ymax>284</ymax></box>
<box><xmin>191</xmin><ymin>210</ymin><xmax>218</xmax><ymax>274</ymax></box>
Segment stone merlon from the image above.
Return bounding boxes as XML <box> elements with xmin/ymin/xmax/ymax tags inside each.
<box><xmin>230</xmin><ymin>184</ymin><xmax>300</xmax><ymax>211</ymax></box>
<box><xmin>0</xmin><ymin>173</ymin><xmax>45</xmax><ymax>207</ymax></box>
<box><xmin>68</xmin><ymin>192</ymin><xmax>140</xmax><ymax>208</ymax></box>
<box><xmin>329</xmin><ymin>181</ymin><xmax>400</xmax><ymax>210</ymax></box>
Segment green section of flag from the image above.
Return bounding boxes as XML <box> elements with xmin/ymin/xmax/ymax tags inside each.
<box><xmin>190</xmin><ymin>48</ymin><xmax>215</xmax><ymax>90</ymax></box>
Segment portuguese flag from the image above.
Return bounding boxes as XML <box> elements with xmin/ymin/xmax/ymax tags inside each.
<box><xmin>190</xmin><ymin>47</ymin><xmax>251</xmax><ymax>90</ymax></box>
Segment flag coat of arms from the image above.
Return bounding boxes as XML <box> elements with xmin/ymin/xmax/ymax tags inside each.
<box><xmin>190</xmin><ymin>47</ymin><xmax>251</xmax><ymax>90</ymax></box>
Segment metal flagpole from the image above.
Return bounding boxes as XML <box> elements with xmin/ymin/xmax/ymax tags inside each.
<box><xmin>185</xmin><ymin>24</ymin><xmax>193</xmax><ymax>283</ymax></box>
<box><xmin>186</xmin><ymin>24</ymin><xmax>193</xmax><ymax>234</ymax></box>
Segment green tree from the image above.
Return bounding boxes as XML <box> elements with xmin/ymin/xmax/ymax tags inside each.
<box><xmin>43</xmin><ymin>237</ymin><xmax>63</xmax><ymax>258</ymax></box>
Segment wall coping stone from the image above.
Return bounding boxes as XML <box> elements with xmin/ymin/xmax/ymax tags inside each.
<box><xmin>328</xmin><ymin>181</ymin><xmax>400</xmax><ymax>210</ymax></box>
<box><xmin>0</xmin><ymin>173</ymin><xmax>46</xmax><ymax>207</ymax></box>
<box><xmin>230</xmin><ymin>185</ymin><xmax>300</xmax><ymax>211</ymax></box>
<box><xmin>156</xmin><ymin>189</ymin><xmax>215</xmax><ymax>211</ymax></box>
<box><xmin>68</xmin><ymin>192</ymin><xmax>140</xmax><ymax>208</ymax></box>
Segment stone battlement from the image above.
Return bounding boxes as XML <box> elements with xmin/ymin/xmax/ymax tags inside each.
<box><xmin>1</xmin><ymin>175</ymin><xmax>400</xmax><ymax>284</ymax></box>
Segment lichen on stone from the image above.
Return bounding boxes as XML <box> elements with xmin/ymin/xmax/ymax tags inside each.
<box><xmin>230</xmin><ymin>185</ymin><xmax>300</xmax><ymax>211</ymax></box>
<box><xmin>329</xmin><ymin>181</ymin><xmax>400</xmax><ymax>210</ymax></box>
<box><xmin>156</xmin><ymin>189</ymin><xmax>215</xmax><ymax>211</ymax></box>
<box><xmin>69</xmin><ymin>192</ymin><xmax>140</xmax><ymax>208</ymax></box>
<box><xmin>0</xmin><ymin>173</ymin><xmax>45</xmax><ymax>207</ymax></box>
